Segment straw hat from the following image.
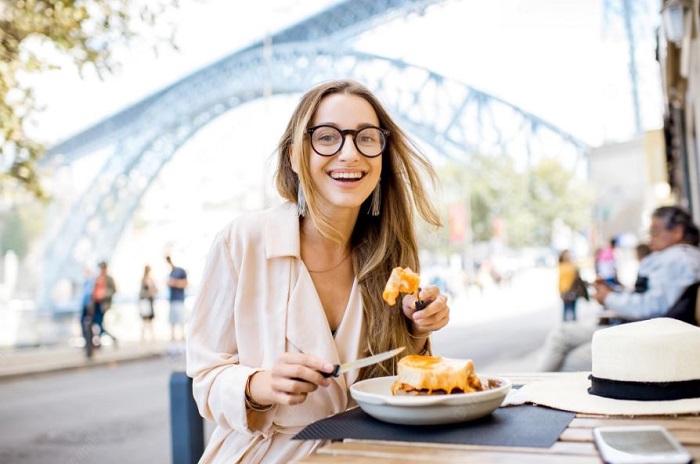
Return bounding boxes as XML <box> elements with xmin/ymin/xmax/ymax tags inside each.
<box><xmin>506</xmin><ymin>318</ymin><xmax>700</xmax><ymax>415</ymax></box>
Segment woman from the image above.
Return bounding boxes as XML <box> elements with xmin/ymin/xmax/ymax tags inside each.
<box><xmin>558</xmin><ymin>250</ymin><xmax>580</xmax><ymax>321</ymax></box>
<box><xmin>139</xmin><ymin>264</ymin><xmax>158</xmax><ymax>343</ymax></box>
<box><xmin>186</xmin><ymin>79</ymin><xmax>450</xmax><ymax>463</ymax></box>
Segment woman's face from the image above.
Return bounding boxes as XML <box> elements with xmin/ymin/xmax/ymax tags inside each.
<box><xmin>298</xmin><ymin>93</ymin><xmax>383</xmax><ymax>214</ymax></box>
<box><xmin>649</xmin><ymin>217</ymin><xmax>682</xmax><ymax>252</ymax></box>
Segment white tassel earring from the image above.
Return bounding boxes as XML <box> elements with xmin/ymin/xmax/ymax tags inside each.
<box><xmin>297</xmin><ymin>185</ymin><xmax>307</xmax><ymax>217</ymax></box>
<box><xmin>369</xmin><ymin>179</ymin><xmax>381</xmax><ymax>216</ymax></box>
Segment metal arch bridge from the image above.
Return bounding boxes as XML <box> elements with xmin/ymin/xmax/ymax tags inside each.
<box><xmin>39</xmin><ymin>0</ymin><xmax>589</xmax><ymax>310</ymax></box>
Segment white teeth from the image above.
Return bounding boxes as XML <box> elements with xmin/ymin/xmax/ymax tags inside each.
<box><xmin>331</xmin><ymin>172</ymin><xmax>363</xmax><ymax>179</ymax></box>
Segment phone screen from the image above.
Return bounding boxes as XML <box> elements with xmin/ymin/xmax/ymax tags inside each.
<box><xmin>598</xmin><ymin>429</ymin><xmax>679</xmax><ymax>454</ymax></box>
<box><xmin>594</xmin><ymin>426</ymin><xmax>692</xmax><ymax>464</ymax></box>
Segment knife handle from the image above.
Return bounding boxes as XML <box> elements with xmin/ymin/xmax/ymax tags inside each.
<box><xmin>321</xmin><ymin>365</ymin><xmax>340</xmax><ymax>378</ymax></box>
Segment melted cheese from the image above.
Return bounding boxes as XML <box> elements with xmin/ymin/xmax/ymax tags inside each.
<box><xmin>391</xmin><ymin>355</ymin><xmax>484</xmax><ymax>395</ymax></box>
<box><xmin>382</xmin><ymin>267</ymin><xmax>421</xmax><ymax>306</ymax></box>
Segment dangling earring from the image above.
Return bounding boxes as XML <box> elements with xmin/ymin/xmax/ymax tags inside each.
<box><xmin>369</xmin><ymin>179</ymin><xmax>381</xmax><ymax>216</ymax></box>
<box><xmin>297</xmin><ymin>185</ymin><xmax>307</xmax><ymax>217</ymax></box>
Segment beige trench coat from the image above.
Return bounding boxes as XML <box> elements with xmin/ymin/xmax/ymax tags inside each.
<box><xmin>186</xmin><ymin>202</ymin><xmax>364</xmax><ymax>463</ymax></box>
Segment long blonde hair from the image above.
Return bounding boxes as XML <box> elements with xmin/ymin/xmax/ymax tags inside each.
<box><xmin>275</xmin><ymin>79</ymin><xmax>442</xmax><ymax>379</ymax></box>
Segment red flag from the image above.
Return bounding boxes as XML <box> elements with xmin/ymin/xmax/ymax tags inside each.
<box><xmin>449</xmin><ymin>203</ymin><xmax>467</xmax><ymax>244</ymax></box>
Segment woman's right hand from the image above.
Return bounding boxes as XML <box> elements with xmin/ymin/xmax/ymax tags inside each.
<box><xmin>249</xmin><ymin>352</ymin><xmax>335</xmax><ymax>406</ymax></box>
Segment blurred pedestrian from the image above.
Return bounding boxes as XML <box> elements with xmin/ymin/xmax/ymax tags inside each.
<box><xmin>595</xmin><ymin>238</ymin><xmax>617</xmax><ymax>286</ymax></box>
<box><xmin>92</xmin><ymin>261</ymin><xmax>118</xmax><ymax>347</ymax></box>
<box><xmin>139</xmin><ymin>264</ymin><xmax>158</xmax><ymax>343</ymax></box>
<box><xmin>558</xmin><ymin>250</ymin><xmax>587</xmax><ymax>321</ymax></box>
<box><xmin>166</xmin><ymin>256</ymin><xmax>187</xmax><ymax>342</ymax></box>
<box><xmin>633</xmin><ymin>243</ymin><xmax>652</xmax><ymax>294</ymax></box>
<box><xmin>80</xmin><ymin>268</ymin><xmax>96</xmax><ymax>358</ymax></box>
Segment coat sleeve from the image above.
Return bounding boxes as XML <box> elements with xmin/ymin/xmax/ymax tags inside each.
<box><xmin>604</xmin><ymin>255</ymin><xmax>697</xmax><ymax>320</ymax></box>
<box><xmin>186</xmin><ymin>227</ymin><xmax>277</xmax><ymax>434</ymax></box>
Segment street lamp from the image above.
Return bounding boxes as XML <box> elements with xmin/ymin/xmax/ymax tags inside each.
<box><xmin>661</xmin><ymin>0</ymin><xmax>691</xmax><ymax>45</ymax></box>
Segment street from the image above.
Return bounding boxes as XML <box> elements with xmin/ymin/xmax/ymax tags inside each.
<box><xmin>0</xmin><ymin>354</ymin><xmax>185</xmax><ymax>464</ymax></box>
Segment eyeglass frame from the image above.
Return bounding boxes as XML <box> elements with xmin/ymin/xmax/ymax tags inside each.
<box><xmin>306</xmin><ymin>125</ymin><xmax>391</xmax><ymax>158</ymax></box>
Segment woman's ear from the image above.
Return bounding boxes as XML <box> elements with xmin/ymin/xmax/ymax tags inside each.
<box><xmin>289</xmin><ymin>146</ymin><xmax>300</xmax><ymax>174</ymax></box>
<box><xmin>672</xmin><ymin>225</ymin><xmax>684</xmax><ymax>243</ymax></box>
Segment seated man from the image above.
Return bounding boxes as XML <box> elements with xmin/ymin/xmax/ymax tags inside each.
<box><xmin>538</xmin><ymin>206</ymin><xmax>700</xmax><ymax>372</ymax></box>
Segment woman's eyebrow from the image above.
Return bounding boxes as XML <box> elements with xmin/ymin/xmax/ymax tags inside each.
<box><xmin>312</xmin><ymin>122</ymin><xmax>379</xmax><ymax>129</ymax></box>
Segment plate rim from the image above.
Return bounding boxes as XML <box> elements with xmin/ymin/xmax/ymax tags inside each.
<box><xmin>350</xmin><ymin>374</ymin><xmax>512</xmax><ymax>407</ymax></box>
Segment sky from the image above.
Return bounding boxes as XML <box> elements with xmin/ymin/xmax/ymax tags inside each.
<box><xmin>26</xmin><ymin>0</ymin><xmax>662</xmax><ymax>147</ymax></box>
<box><xmin>20</xmin><ymin>0</ymin><xmax>665</xmax><ymax>292</ymax></box>
<box><xmin>26</xmin><ymin>0</ymin><xmax>340</xmax><ymax>144</ymax></box>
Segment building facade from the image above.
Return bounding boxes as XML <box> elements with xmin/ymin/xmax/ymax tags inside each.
<box><xmin>658</xmin><ymin>0</ymin><xmax>700</xmax><ymax>218</ymax></box>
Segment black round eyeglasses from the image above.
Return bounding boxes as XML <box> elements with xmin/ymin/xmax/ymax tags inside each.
<box><xmin>307</xmin><ymin>125</ymin><xmax>390</xmax><ymax>158</ymax></box>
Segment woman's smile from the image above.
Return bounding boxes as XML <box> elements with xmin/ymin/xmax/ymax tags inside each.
<box><xmin>328</xmin><ymin>170</ymin><xmax>366</xmax><ymax>183</ymax></box>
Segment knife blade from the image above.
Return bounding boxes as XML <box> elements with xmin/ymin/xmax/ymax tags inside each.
<box><xmin>322</xmin><ymin>346</ymin><xmax>405</xmax><ymax>378</ymax></box>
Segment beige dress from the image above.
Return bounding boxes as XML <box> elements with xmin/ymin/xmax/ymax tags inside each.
<box><xmin>186</xmin><ymin>202</ymin><xmax>364</xmax><ymax>463</ymax></box>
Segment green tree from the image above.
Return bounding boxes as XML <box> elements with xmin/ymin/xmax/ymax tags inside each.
<box><xmin>0</xmin><ymin>202</ymin><xmax>46</xmax><ymax>259</ymax></box>
<box><xmin>421</xmin><ymin>155</ymin><xmax>592</xmax><ymax>253</ymax></box>
<box><xmin>527</xmin><ymin>158</ymin><xmax>593</xmax><ymax>245</ymax></box>
<box><xmin>0</xmin><ymin>0</ymin><xmax>178</xmax><ymax>199</ymax></box>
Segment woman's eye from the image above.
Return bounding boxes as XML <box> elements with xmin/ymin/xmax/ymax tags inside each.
<box><xmin>318</xmin><ymin>134</ymin><xmax>337</xmax><ymax>143</ymax></box>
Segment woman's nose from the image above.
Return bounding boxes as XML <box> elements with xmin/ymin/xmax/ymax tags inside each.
<box><xmin>338</xmin><ymin>134</ymin><xmax>360</xmax><ymax>159</ymax></box>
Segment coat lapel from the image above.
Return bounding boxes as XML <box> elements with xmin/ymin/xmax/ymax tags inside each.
<box><xmin>263</xmin><ymin>202</ymin><xmax>341</xmax><ymax>366</ymax></box>
<box><xmin>285</xmin><ymin>266</ymin><xmax>341</xmax><ymax>367</ymax></box>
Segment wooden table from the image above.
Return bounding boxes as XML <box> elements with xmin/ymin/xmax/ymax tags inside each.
<box><xmin>296</xmin><ymin>373</ymin><xmax>700</xmax><ymax>463</ymax></box>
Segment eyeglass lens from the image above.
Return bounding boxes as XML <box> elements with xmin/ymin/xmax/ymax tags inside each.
<box><xmin>310</xmin><ymin>126</ymin><xmax>386</xmax><ymax>157</ymax></box>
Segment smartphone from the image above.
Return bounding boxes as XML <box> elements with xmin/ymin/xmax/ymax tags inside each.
<box><xmin>593</xmin><ymin>425</ymin><xmax>693</xmax><ymax>464</ymax></box>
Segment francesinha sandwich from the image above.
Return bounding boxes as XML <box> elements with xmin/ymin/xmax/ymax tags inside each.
<box><xmin>391</xmin><ymin>355</ymin><xmax>485</xmax><ymax>395</ymax></box>
<box><xmin>391</xmin><ymin>354</ymin><xmax>484</xmax><ymax>395</ymax></box>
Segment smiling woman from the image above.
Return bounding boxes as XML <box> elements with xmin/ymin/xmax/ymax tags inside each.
<box><xmin>185</xmin><ymin>79</ymin><xmax>450</xmax><ymax>463</ymax></box>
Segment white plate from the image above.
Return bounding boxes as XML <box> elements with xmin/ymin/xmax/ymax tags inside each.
<box><xmin>350</xmin><ymin>375</ymin><xmax>512</xmax><ymax>425</ymax></box>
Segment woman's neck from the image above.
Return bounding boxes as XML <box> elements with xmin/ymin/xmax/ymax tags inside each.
<box><xmin>300</xmin><ymin>218</ymin><xmax>351</xmax><ymax>254</ymax></box>
<box><xmin>300</xmin><ymin>206</ymin><xmax>358</xmax><ymax>247</ymax></box>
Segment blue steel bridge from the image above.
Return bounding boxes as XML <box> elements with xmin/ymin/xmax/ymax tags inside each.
<box><xmin>38</xmin><ymin>0</ymin><xmax>589</xmax><ymax>312</ymax></box>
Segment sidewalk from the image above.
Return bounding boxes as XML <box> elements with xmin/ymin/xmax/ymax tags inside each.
<box><xmin>0</xmin><ymin>340</ymin><xmax>179</xmax><ymax>380</ymax></box>
<box><xmin>0</xmin><ymin>299</ymin><xmax>181</xmax><ymax>381</ymax></box>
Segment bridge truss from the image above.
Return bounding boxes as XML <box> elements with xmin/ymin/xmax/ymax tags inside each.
<box><xmin>39</xmin><ymin>0</ymin><xmax>588</xmax><ymax>310</ymax></box>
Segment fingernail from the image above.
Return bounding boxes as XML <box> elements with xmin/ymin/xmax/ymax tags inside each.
<box><xmin>324</xmin><ymin>363</ymin><xmax>334</xmax><ymax>372</ymax></box>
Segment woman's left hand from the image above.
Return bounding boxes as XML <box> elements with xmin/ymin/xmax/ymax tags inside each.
<box><xmin>401</xmin><ymin>285</ymin><xmax>450</xmax><ymax>336</ymax></box>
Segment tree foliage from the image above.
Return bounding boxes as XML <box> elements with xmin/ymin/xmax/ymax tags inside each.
<box><xmin>0</xmin><ymin>201</ymin><xmax>46</xmax><ymax>259</ymax></box>
<box><xmin>0</xmin><ymin>0</ymin><xmax>178</xmax><ymax>199</ymax></box>
<box><xmin>418</xmin><ymin>154</ymin><xmax>593</xmax><ymax>254</ymax></box>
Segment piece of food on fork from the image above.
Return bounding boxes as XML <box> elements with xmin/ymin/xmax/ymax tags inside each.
<box><xmin>382</xmin><ymin>266</ymin><xmax>423</xmax><ymax>308</ymax></box>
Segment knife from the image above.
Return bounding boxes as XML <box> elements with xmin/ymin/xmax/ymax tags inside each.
<box><xmin>322</xmin><ymin>346</ymin><xmax>405</xmax><ymax>378</ymax></box>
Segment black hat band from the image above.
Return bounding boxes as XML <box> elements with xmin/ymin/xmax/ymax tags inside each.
<box><xmin>588</xmin><ymin>374</ymin><xmax>700</xmax><ymax>401</ymax></box>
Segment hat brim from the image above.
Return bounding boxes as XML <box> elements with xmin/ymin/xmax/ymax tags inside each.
<box><xmin>505</xmin><ymin>372</ymin><xmax>700</xmax><ymax>416</ymax></box>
